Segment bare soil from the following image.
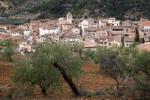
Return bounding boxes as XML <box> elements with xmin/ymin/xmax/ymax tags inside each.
<box><xmin>0</xmin><ymin>61</ymin><xmax>117</xmax><ymax>100</ymax></box>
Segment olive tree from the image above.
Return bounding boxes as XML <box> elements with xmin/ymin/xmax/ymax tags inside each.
<box><xmin>0</xmin><ymin>40</ymin><xmax>14</xmax><ymax>62</ymax></box>
<box><xmin>83</xmin><ymin>49</ymin><xmax>96</xmax><ymax>61</ymax></box>
<box><xmin>133</xmin><ymin>51</ymin><xmax>150</xmax><ymax>99</ymax></box>
<box><xmin>95</xmin><ymin>47</ymin><xmax>135</xmax><ymax>96</ymax></box>
<box><xmin>13</xmin><ymin>58</ymin><xmax>61</xmax><ymax>96</ymax></box>
<box><xmin>13</xmin><ymin>43</ymin><xmax>83</xmax><ymax>96</ymax></box>
<box><xmin>69</xmin><ymin>42</ymin><xmax>84</xmax><ymax>59</ymax></box>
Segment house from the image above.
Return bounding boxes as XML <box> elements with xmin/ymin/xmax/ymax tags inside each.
<box><xmin>71</xmin><ymin>28</ymin><xmax>81</xmax><ymax>35</ymax></box>
<box><xmin>72</xmin><ymin>19</ymin><xmax>81</xmax><ymax>27</ymax></box>
<box><xmin>0</xmin><ymin>34</ymin><xmax>11</xmax><ymax>40</ymax></box>
<box><xmin>138</xmin><ymin>21</ymin><xmax>150</xmax><ymax>42</ymax></box>
<box><xmin>49</xmin><ymin>35</ymin><xmax>60</xmax><ymax>43</ymax></box>
<box><xmin>0</xmin><ymin>28</ymin><xmax>8</xmax><ymax>34</ymax></box>
<box><xmin>35</xmin><ymin>36</ymin><xmax>46</xmax><ymax>43</ymax></box>
<box><xmin>29</xmin><ymin>20</ymin><xmax>41</xmax><ymax>36</ymax></box>
<box><xmin>107</xmin><ymin>18</ymin><xmax>120</xmax><ymax>26</ymax></box>
<box><xmin>88</xmin><ymin>18</ymin><xmax>100</xmax><ymax>28</ymax></box>
<box><xmin>18</xmin><ymin>24</ymin><xmax>30</xmax><ymax>30</ymax></box>
<box><xmin>58</xmin><ymin>12</ymin><xmax>74</xmax><ymax>31</ymax></box>
<box><xmin>143</xmin><ymin>37</ymin><xmax>150</xmax><ymax>42</ymax></box>
<box><xmin>84</xmin><ymin>27</ymin><xmax>98</xmax><ymax>37</ymax></box>
<box><xmin>23</xmin><ymin>30</ymin><xmax>32</xmax><ymax>36</ymax></box>
<box><xmin>109</xmin><ymin>26</ymin><xmax>124</xmax><ymax>38</ymax></box>
<box><xmin>122</xmin><ymin>20</ymin><xmax>133</xmax><ymax>27</ymax></box>
<box><xmin>10</xmin><ymin>28</ymin><xmax>24</xmax><ymax>36</ymax></box>
<box><xmin>18</xmin><ymin>42</ymin><xmax>33</xmax><ymax>54</ymax></box>
<box><xmin>99</xmin><ymin>19</ymin><xmax>107</xmax><ymax>27</ymax></box>
<box><xmin>124</xmin><ymin>37</ymin><xmax>134</xmax><ymax>47</ymax></box>
<box><xmin>143</xmin><ymin>21</ymin><xmax>150</xmax><ymax>30</ymax></box>
<box><xmin>60</xmin><ymin>34</ymin><xmax>82</xmax><ymax>44</ymax></box>
<box><xmin>83</xmin><ymin>37</ymin><xmax>98</xmax><ymax>50</ymax></box>
<box><xmin>123</xmin><ymin>26</ymin><xmax>136</xmax><ymax>38</ymax></box>
<box><xmin>107</xmin><ymin>39</ymin><xmax>122</xmax><ymax>47</ymax></box>
<box><xmin>59</xmin><ymin>12</ymin><xmax>73</xmax><ymax>24</ymax></box>
<box><xmin>0</xmin><ymin>25</ymin><xmax>7</xmax><ymax>30</ymax></box>
<box><xmin>39</xmin><ymin>26</ymin><xmax>60</xmax><ymax>36</ymax></box>
<box><xmin>107</xmin><ymin>35</ymin><xmax>122</xmax><ymax>47</ymax></box>
<box><xmin>61</xmin><ymin>23</ymin><xmax>74</xmax><ymax>31</ymax></box>
<box><xmin>96</xmin><ymin>36</ymin><xmax>108</xmax><ymax>47</ymax></box>
<box><xmin>94</xmin><ymin>28</ymin><xmax>108</xmax><ymax>39</ymax></box>
<box><xmin>79</xmin><ymin>19</ymin><xmax>89</xmax><ymax>36</ymax></box>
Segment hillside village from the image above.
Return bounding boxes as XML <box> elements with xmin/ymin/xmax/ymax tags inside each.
<box><xmin>0</xmin><ymin>12</ymin><xmax>150</xmax><ymax>100</ymax></box>
<box><xmin>0</xmin><ymin>12</ymin><xmax>150</xmax><ymax>54</ymax></box>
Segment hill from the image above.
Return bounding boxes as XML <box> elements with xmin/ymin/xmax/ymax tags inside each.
<box><xmin>1</xmin><ymin>0</ymin><xmax>150</xmax><ymax>20</ymax></box>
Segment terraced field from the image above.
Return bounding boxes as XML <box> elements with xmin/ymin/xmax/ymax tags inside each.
<box><xmin>0</xmin><ymin>61</ymin><xmax>116</xmax><ymax>99</ymax></box>
<box><xmin>0</xmin><ymin>61</ymin><xmax>13</xmax><ymax>85</ymax></box>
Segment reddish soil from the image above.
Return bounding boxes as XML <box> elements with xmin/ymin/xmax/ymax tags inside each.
<box><xmin>79</xmin><ymin>62</ymin><xmax>115</xmax><ymax>91</ymax></box>
<box><xmin>0</xmin><ymin>61</ymin><xmax>116</xmax><ymax>100</ymax></box>
<box><xmin>0</xmin><ymin>61</ymin><xmax>14</xmax><ymax>85</ymax></box>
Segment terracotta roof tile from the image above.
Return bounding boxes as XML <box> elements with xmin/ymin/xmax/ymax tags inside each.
<box><xmin>143</xmin><ymin>21</ymin><xmax>150</xmax><ymax>26</ymax></box>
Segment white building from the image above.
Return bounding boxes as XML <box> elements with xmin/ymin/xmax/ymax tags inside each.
<box><xmin>18</xmin><ymin>42</ymin><xmax>32</xmax><ymax>54</ymax></box>
<box><xmin>39</xmin><ymin>26</ymin><xmax>60</xmax><ymax>36</ymax></box>
<box><xmin>98</xmin><ymin>20</ymin><xmax>107</xmax><ymax>27</ymax></box>
<box><xmin>80</xmin><ymin>19</ymin><xmax>89</xmax><ymax>36</ymax></box>
<box><xmin>124</xmin><ymin>37</ymin><xmax>134</xmax><ymax>47</ymax></box>
<box><xmin>71</xmin><ymin>28</ymin><xmax>80</xmax><ymax>35</ymax></box>
<box><xmin>67</xmin><ymin>12</ymin><xmax>73</xmax><ymax>24</ymax></box>
<box><xmin>24</xmin><ymin>30</ymin><xmax>32</xmax><ymax>36</ymax></box>
<box><xmin>0</xmin><ymin>28</ymin><xmax>8</xmax><ymax>34</ymax></box>
<box><xmin>35</xmin><ymin>36</ymin><xmax>46</xmax><ymax>43</ymax></box>
<box><xmin>108</xmin><ymin>18</ymin><xmax>120</xmax><ymax>26</ymax></box>
<box><xmin>61</xmin><ymin>34</ymin><xmax>82</xmax><ymax>44</ymax></box>
<box><xmin>107</xmin><ymin>40</ymin><xmax>122</xmax><ymax>47</ymax></box>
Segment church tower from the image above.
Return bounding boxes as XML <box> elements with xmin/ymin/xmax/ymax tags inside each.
<box><xmin>66</xmin><ymin>12</ymin><xmax>73</xmax><ymax>24</ymax></box>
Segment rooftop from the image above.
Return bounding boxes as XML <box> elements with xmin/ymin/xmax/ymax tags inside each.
<box><xmin>143</xmin><ymin>21</ymin><xmax>150</xmax><ymax>26</ymax></box>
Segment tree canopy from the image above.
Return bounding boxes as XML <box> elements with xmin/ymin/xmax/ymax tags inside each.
<box><xmin>0</xmin><ymin>40</ymin><xmax>14</xmax><ymax>62</ymax></box>
<box><xmin>94</xmin><ymin>47</ymin><xmax>138</xmax><ymax>97</ymax></box>
<box><xmin>13</xmin><ymin>43</ymin><xmax>83</xmax><ymax>96</ymax></box>
<box><xmin>10</xmin><ymin>0</ymin><xmax>150</xmax><ymax>19</ymax></box>
<box><xmin>133</xmin><ymin>51</ymin><xmax>150</xmax><ymax>99</ymax></box>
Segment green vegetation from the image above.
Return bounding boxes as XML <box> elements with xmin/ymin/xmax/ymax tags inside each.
<box><xmin>0</xmin><ymin>17</ymin><xmax>30</xmax><ymax>25</ymax></box>
<box><xmin>85</xmin><ymin>47</ymin><xmax>149</xmax><ymax>99</ymax></box>
<box><xmin>133</xmin><ymin>51</ymin><xmax>150</xmax><ymax>99</ymax></box>
<box><xmin>13</xmin><ymin>43</ymin><xmax>83</xmax><ymax>96</ymax></box>
<box><xmin>9</xmin><ymin>0</ymin><xmax>150</xmax><ymax>19</ymax></box>
<box><xmin>94</xmin><ymin>47</ymin><xmax>137</xmax><ymax>97</ymax></box>
<box><xmin>0</xmin><ymin>40</ymin><xmax>148</xmax><ymax>98</ymax></box>
<box><xmin>0</xmin><ymin>40</ymin><xmax>14</xmax><ymax>62</ymax></box>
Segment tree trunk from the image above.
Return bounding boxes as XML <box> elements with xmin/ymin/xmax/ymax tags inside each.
<box><xmin>40</xmin><ymin>83</ymin><xmax>47</xmax><ymax>96</ymax></box>
<box><xmin>79</xmin><ymin>49</ymin><xmax>83</xmax><ymax>60</ymax></box>
<box><xmin>115</xmin><ymin>79</ymin><xmax>124</xmax><ymax>97</ymax></box>
<box><xmin>8</xmin><ymin>55</ymin><xmax>13</xmax><ymax>62</ymax></box>
<box><xmin>53</xmin><ymin>62</ymin><xmax>80</xmax><ymax>96</ymax></box>
<box><xmin>116</xmin><ymin>79</ymin><xmax>120</xmax><ymax>90</ymax></box>
<box><xmin>121</xmin><ymin>36</ymin><xmax>124</xmax><ymax>48</ymax></box>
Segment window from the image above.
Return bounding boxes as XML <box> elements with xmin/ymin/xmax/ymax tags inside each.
<box><xmin>109</xmin><ymin>43</ymin><xmax>111</xmax><ymax>46</ymax></box>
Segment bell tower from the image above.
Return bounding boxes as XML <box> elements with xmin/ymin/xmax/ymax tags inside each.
<box><xmin>67</xmin><ymin>12</ymin><xmax>73</xmax><ymax>24</ymax></box>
